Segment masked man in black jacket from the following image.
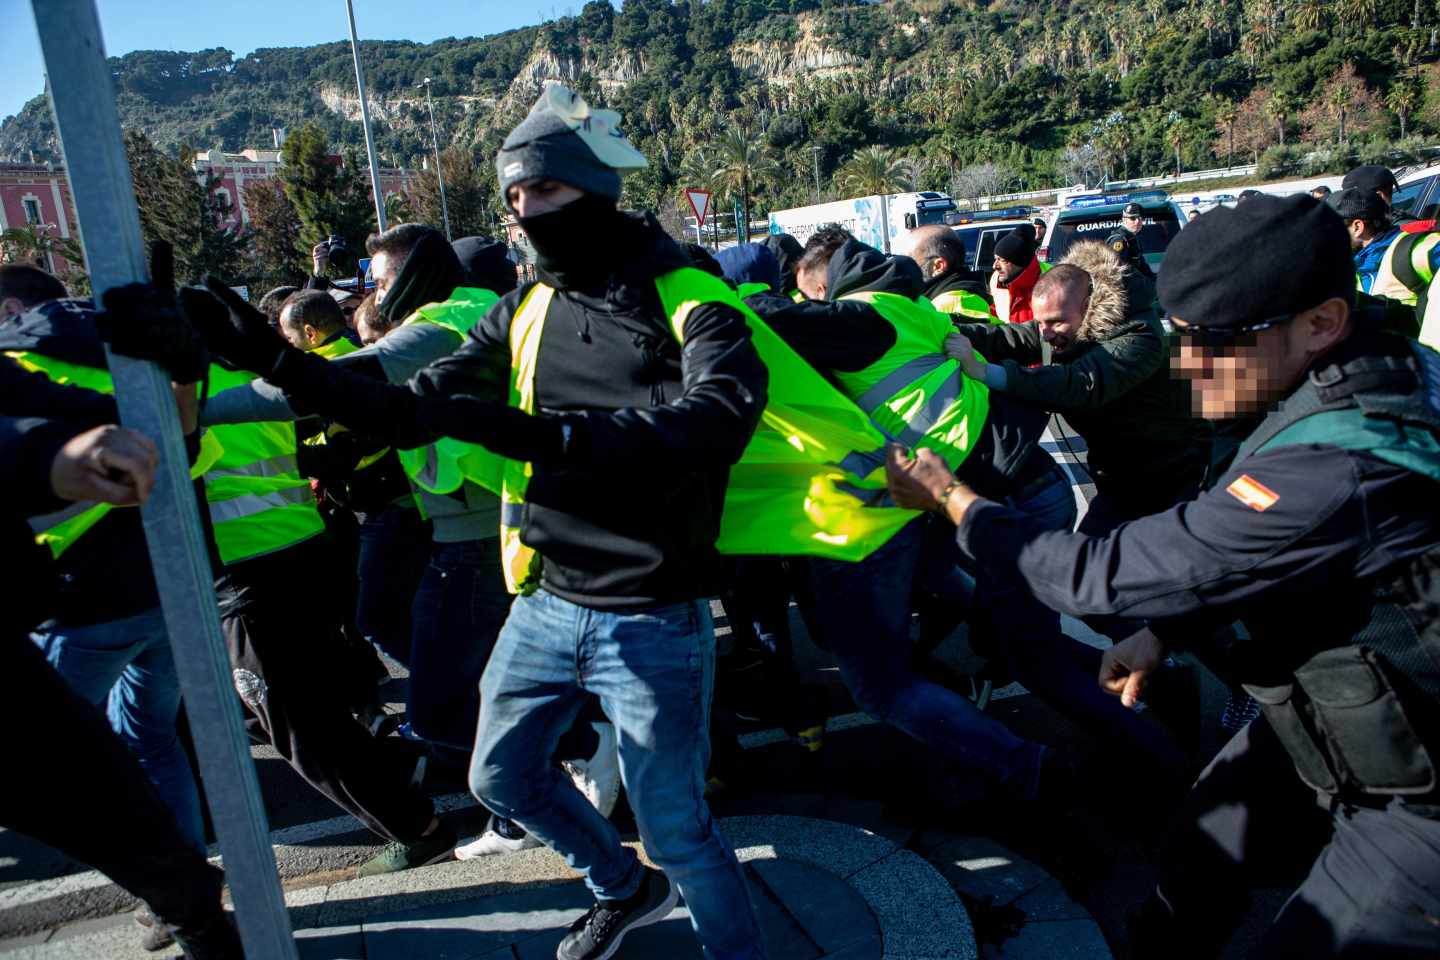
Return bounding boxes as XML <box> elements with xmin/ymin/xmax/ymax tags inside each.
<box><xmin>180</xmin><ymin>85</ymin><xmax>769</xmax><ymax>960</ymax></box>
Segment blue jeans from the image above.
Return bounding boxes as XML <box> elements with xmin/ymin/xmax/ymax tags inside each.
<box><xmin>409</xmin><ymin>538</ymin><xmax>512</xmax><ymax>751</ymax></box>
<box><xmin>810</xmin><ymin>518</ymin><xmax>1047</xmax><ymax>799</ymax></box>
<box><xmin>32</xmin><ymin>607</ymin><xmax>205</xmax><ymax>851</ymax></box>
<box><xmin>470</xmin><ymin>590</ymin><xmax>766</xmax><ymax>960</ymax></box>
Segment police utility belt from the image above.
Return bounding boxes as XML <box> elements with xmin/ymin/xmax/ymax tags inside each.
<box><xmin>1232</xmin><ymin>338</ymin><xmax>1440</xmax><ymax>808</ymax></box>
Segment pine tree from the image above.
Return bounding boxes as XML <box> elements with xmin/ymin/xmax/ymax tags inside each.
<box><xmin>278</xmin><ymin>124</ymin><xmax>378</xmax><ymax>258</ymax></box>
<box><xmin>242</xmin><ymin>178</ymin><xmax>304</xmax><ymax>292</ymax></box>
<box><xmin>124</xmin><ymin>130</ymin><xmax>246</xmax><ymax>285</ymax></box>
<box><xmin>411</xmin><ymin>146</ymin><xmax>496</xmax><ymax>239</ymax></box>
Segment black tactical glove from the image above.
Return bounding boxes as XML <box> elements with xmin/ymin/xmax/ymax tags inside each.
<box><xmin>178</xmin><ymin>277</ymin><xmax>292</xmax><ymax>376</ymax></box>
<box><xmin>95</xmin><ymin>242</ymin><xmax>209</xmax><ymax>384</ymax></box>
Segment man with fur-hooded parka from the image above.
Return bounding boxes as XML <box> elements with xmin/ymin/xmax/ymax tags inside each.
<box><xmin>946</xmin><ymin>241</ymin><xmax>1211</xmax><ymax>524</ymax></box>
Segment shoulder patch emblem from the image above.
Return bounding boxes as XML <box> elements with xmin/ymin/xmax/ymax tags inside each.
<box><xmin>1227</xmin><ymin>473</ymin><xmax>1279</xmax><ymax>511</ymax></box>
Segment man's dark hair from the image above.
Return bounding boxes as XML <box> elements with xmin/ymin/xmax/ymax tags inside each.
<box><xmin>366</xmin><ymin>222</ymin><xmax>434</xmax><ymax>260</ymax></box>
<box><xmin>912</xmin><ymin>228</ymin><xmax>967</xmax><ymax>272</ymax></box>
<box><xmin>797</xmin><ymin>226</ymin><xmax>853</xmax><ymax>278</ymax></box>
<box><xmin>1032</xmin><ymin>263</ymin><xmax>1091</xmax><ymax>303</ymax></box>
<box><xmin>0</xmin><ymin>264</ymin><xmax>67</xmax><ymax>307</ymax></box>
<box><xmin>257</xmin><ymin>285</ymin><xmax>300</xmax><ymax>323</ymax></box>
<box><xmin>279</xmin><ymin>290</ymin><xmax>345</xmax><ymax>336</ymax></box>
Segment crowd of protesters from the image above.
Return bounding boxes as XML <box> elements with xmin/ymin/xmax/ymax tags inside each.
<box><xmin>3</xmin><ymin>83</ymin><xmax>1440</xmax><ymax>960</ymax></box>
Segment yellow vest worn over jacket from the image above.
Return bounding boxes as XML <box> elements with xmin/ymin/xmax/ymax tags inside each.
<box><xmin>426</xmin><ymin>269</ymin><xmax>920</xmax><ymax>594</ymax></box>
<box><xmin>833</xmin><ymin>290</ymin><xmax>991</xmax><ymax>475</ymax></box>
<box><xmin>10</xmin><ymin>351</ymin><xmax>222</xmax><ymax>558</ymax></box>
<box><xmin>929</xmin><ymin>289</ymin><xmax>996</xmax><ymax>323</ymax></box>
<box><xmin>1371</xmin><ymin>231</ymin><xmax>1440</xmax><ymax>306</ymax></box>
<box><xmin>204</xmin><ymin>364</ymin><xmax>324</xmax><ymax>565</ymax></box>
<box><xmin>392</xmin><ymin>287</ymin><xmax>503</xmax><ymax>495</ymax></box>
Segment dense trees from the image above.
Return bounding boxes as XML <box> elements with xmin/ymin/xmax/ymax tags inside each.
<box><xmin>6</xmin><ymin>0</ymin><xmax>1440</xmax><ymax>274</ymax></box>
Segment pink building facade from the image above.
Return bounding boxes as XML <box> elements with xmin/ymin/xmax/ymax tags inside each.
<box><xmin>193</xmin><ymin>148</ymin><xmax>417</xmax><ymax>229</ymax></box>
<box><xmin>0</xmin><ymin>162</ymin><xmax>80</xmax><ymax>274</ymax></box>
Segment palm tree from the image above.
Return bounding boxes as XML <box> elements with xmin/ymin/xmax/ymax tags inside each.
<box><xmin>836</xmin><ymin>146</ymin><xmax>911</xmax><ymax>197</ymax></box>
<box><xmin>710</xmin><ymin>130</ymin><xmax>778</xmax><ymax>244</ymax></box>
<box><xmin>1167</xmin><ymin>122</ymin><xmax>1186</xmax><ymax>177</ymax></box>
<box><xmin>1387</xmin><ymin>75</ymin><xmax>1422</xmax><ymax>139</ymax></box>
<box><xmin>1290</xmin><ymin>0</ymin><xmax>1328</xmax><ymax>32</ymax></box>
<box><xmin>1264</xmin><ymin>91</ymin><xmax>1290</xmax><ymax>145</ymax></box>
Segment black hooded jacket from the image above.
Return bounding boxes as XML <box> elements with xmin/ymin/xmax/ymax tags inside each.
<box><xmin>747</xmin><ymin>240</ymin><xmax>1052</xmax><ymax>497</ymax></box>
<box><xmin>263</xmin><ymin>212</ymin><xmax>767</xmax><ymax>608</ymax></box>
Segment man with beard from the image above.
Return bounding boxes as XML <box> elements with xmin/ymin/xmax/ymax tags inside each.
<box><xmin>908</xmin><ymin>224</ymin><xmax>995</xmax><ymax>321</ymax></box>
<box><xmin>989</xmin><ymin>226</ymin><xmax>1043</xmax><ymax>323</ymax></box>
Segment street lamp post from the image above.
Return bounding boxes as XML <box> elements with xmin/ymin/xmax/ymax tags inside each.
<box><xmin>344</xmin><ymin>0</ymin><xmax>387</xmax><ymax>233</ymax></box>
<box><xmin>418</xmin><ymin>77</ymin><xmax>451</xmax><ymax>240</ymax></box>
<box><xmin>811</xmin><ymin>145</ymin><xmax>823</xmax><ymax>200</ymax></box>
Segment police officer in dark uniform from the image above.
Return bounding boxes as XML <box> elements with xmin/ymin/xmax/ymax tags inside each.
<box><xmin>886</xmin><ymin>194</ymin><xmax>1440</xmax><ymax>958</ymax></box>
<box><xmin>1108</xmin><ymin>202</ymin><xmax>1157</xmax><ymax>279</ymax></box>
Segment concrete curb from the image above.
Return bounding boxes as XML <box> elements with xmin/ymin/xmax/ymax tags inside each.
<box><xmin>2</xmin><ymin>816</ymin><xmax>977</xmax><ymax>959</ymax></box>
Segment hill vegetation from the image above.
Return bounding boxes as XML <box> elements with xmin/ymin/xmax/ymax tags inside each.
<box><xmin>4</xmin><ymin>0</ymin><xmax>1439</xmax><ymax>259</ymax></box>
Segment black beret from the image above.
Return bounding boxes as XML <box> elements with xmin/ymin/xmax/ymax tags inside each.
<box><xmin>1327</xmin><ymin>186</ymin><xmax>1389</xmax><ymax>224</ymax></box>
<box><xmin>1122</xmin><ymin>202</ymin><xmax>1144</xmax><ymax>217</ymax></box>
<box><xmin>1157</xmin><ymin>194</ymin><xmax>1355</xmax><ymax>328</ymax></box>
<box><xmin>993</xmin><ymin>228</ymin><xmax>1035</xmax><ymax>266</ymax></box>
<box><xmin>1342</xmin><ymin>164</ymin><xmax>1399</xmax><ymax>194</ymax></box>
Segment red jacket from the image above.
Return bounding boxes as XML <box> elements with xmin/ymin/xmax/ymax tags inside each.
<box><xmin>989</xmin><ymin>256</ymin><xmax>1042</xmax><ymax>324</ymax></box>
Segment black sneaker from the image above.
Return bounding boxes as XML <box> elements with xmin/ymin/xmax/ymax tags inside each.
<box><xmin>556</xmin><ymin>867</ymin><xmax>678</xmax><ymax>960</ymax></box>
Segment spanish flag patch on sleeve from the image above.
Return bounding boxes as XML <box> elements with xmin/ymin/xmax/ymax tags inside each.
<box><xmin>1226</xmin><ymin>474</ymin><xmax>1280</xmax><ymax>512</ymax></box>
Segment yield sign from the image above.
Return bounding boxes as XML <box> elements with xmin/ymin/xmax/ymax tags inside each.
<box><xmin>685</xmin><ymin>188</ymin><xmax>712</xmax><ymax>226</ymax></box>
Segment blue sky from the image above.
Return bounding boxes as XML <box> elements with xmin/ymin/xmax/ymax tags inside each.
<box><xmin>1</xmin><ymin>0</ymin><xmax>577</xmax><ymax>123</ymax></box>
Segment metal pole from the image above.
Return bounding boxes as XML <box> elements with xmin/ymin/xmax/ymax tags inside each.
<box><xmin>345</xmin><ymin>0</ymin><xmax>388</xmax><ymax>233</ymax></box>
<box><xmin>419</xmin><ymin>79</ymin><xmax>451</xmax><ymax>240</ymax></box>
<box><xmin>30</xmin><ymin>3</ymin><xmax>298</xmax><ymax>958</ymax></box>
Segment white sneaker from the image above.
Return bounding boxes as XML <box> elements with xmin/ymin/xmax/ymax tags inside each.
<box><xmin>563</xmin><ymin>721</ymin><xmax>622</xmax><ymax>818</ymax></box>
<box><xmin>454</xmin><ymin>826</ymin><xmax>542</xmax><ymax>860</ymax></box>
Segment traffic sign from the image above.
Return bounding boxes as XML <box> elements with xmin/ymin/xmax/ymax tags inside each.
<box><xmin>685</xmin><ymin>188</ymin><xmax>712</xmax><ymax>226</ymax></box>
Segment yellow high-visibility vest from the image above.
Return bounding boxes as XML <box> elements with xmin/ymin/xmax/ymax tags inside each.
<box><xmin>834</xmin><ymin>290</ymin><xmax>991</xmax><ymax>475</ymax></box>
<box><xmin>929</xmin><ymin>289</ymin><xmax>996</xmax><ymax>323</ymax></box>
<box><xmin>461</xmin><ymin>269</ymin><xmax>921</xmax><ymax>594</ymax></box>
<box><xmin>8</xmin><ymin>351</ymin><xmax>222</xmax><ymax>557</ymax></box>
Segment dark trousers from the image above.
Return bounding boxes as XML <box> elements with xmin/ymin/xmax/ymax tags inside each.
<box><xmin>408</xmin><ymin>537</ymin><xmax>513</xmax><ymax>751</ymax></box>
<box><xmin>1149</xmin><ymin>716</ymin><xmax>1440</xmax><ymax>958</ymax></box>
<box><xmin>4</xmin><ymin>635</ymin><xmax>229</xmax><ymax>939</ymax></box>
<box><xmin>355</xmin><ymin>502</ymin><xmax>432</xmax><ymax>668</ymax></box>
<box><xmin>220</xmin><ymin>540</ymin><xmax>434</xmax><ymax>843</ymax></box>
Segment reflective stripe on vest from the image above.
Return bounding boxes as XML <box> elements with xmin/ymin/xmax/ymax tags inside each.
<box><xmin>1422</xmin><ymin>292</ymin><xmax>1440</xmax><ymax>351</ymax></box>
<box><xmin>204</xmin><ymin>363</ymin><xmax>322</xmax><ymax>564</ymax></box>
<box><xmin>929</xmin><ymin>289</ymin><xmax>995</xmax><ymax>323</ymax></box>
<box><xmin>491</xmin><ymin>270</ymin><xmax>922</xmax><ymax>593</ymax></box>
<box><xmin>737</xmin><ymin>282</ymin><xmax>770</xmax><ymax>299</ymax></box>
<box><xmin>1373</xmin><ymin>232</ymin><xmax>1440</xmax><ymax>305</ymax></box>
<box><xmin>832</xmin><ymin>291</ymin><xmax>990</xmax><ymax>474</ymax></box>
<box><xmin>392</xmin><ymin>287</ymin><xmax>503</xmax><ymax>494</ymax></box>
<box><xmin>11</xmin><ymin>351</ymin><xmax>223</xmax><ymax>557</ymax></box>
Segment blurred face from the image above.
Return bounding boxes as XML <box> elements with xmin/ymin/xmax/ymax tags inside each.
<box><xmin>1033</xmin><ymin>285</ymin><xmax>1087</xmax><ymax>354</ymax></box>
<box><xmin>1170</xmin><ymin>299</ymin><xmax>1350</xmax><ymax>420</ymax></box>
<box><xmin>1187</xmin><ymin>210</ymin><xmax>1199</xmax><ymax>222</ymax></box>
<box><xmin>1122</xmin><ymin>213</ymin><xmax>1143</xmax><ymax>235</ymax></box>
<box><xmin>507</xmin><ymin>178</ymin><xmax>585</xmax><ymax>219</ymax></box>
<box><xmin>993</xmin><ymin>254</ymin><xmax>1022</xmax><ymax>283</ymax></box>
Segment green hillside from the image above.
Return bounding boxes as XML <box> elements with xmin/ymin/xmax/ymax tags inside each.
<box><xmin>4</xmin><ymin>0</ymin><xmax>1437</xmax><ymax>214</ymax></box>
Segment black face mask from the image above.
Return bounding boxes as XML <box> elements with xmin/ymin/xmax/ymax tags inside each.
<box><xmin>519</xmin><ymin>194</ymin><xmax>622</xmax><ymax>278</ymax></box>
